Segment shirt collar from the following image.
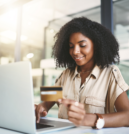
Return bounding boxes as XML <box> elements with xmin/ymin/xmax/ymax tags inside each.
<box><xmin>73</xmin><ymin>64</ymin><xmax>101</xmax><ymax>80</ymax></box>
<box><xmin>73</xmin><ymin>66</ymin><xmax>79</xmax><ymax>80</ymax></box>
<box><xmin>91</xmin><ymin>64</ymin><xmax>101</xmax><ymax>79</ymax></box>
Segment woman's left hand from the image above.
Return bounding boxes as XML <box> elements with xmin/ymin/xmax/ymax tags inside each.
<box><xmin>58</xmin><ymin>99</ymin><xmax>86</xmax><ymax>126</ymax></box>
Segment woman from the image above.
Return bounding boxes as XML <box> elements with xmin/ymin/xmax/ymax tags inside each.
<box><xmin>35</xmin><ymin>17</ymin><xmax>129</xmax><ymax>128</ymax></box>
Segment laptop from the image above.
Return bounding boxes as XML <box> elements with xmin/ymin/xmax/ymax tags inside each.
<box><xmin>0</xmin><ymin>61</ymin><xmax>74</xmax><ymax>134</ymax></box>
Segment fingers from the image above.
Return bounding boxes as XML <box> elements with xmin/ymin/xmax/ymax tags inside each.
<box><xmin>68</xmin><ymin>104</ymin><xmax>85</xmax><ymax>115</ymax></box>
<box><xmin>58</xmin><ymin>98</ymin><xmax>84</xmax><ymax>109</ymax></box>
<box><xmin>68</xmin><ymin>111</ymin><xmax>85</xmax><ymax>120</ymax></box>
<box><xmin>58</xmin><ymin>98</ymin><xmax>74</xmax><ymax>106</ymax></box>
<box><xmin>34</xmin><ymin>104</ymin><xmax>37</xmax><ymax>110</ymax></box>
<box><xmin>58</xmin><ymin>99</ymin><xmax>86</xmax><ymax>126</ymax></box>
<box><xmin>68</xmin><ymin>107</ymin><xmax>85</xmax><ymax>126</ymax></box>
<box><xmin>35</xmin><ymin>105</ymin><xmax>48</xmax><ymax>123</ymax></box>
<box><xmin>67</xmin><ymin>105</ymin><xmax>85</xmax><ymax>122</ymax></box>
<box><xmin>36</xmin><ymin>107</ymin><xmax>41</xmax><ymax>123</ymax></box>
<box><xmin>41</xmin><ymin>111</ymin><xmax>47</xmax><ymax>117</ymax></box>
<box><xmin>69</xmin><ymin>117</ymin><xmax>83</xmax><ymax>126</ymax></box>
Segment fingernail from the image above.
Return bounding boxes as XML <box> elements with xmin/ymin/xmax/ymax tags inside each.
<box><xmin>74</xmin><ymin>102</ymin><xmax>79</xmax><ymax>106</ymax></box>
<box><xmin>58</xmin><ymin>99</ymin><xmax>62</xmax><ymax>103</ymax></box>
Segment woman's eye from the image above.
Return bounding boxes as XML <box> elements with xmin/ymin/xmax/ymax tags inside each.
<box><xmin>69</xmin><ymin>46</ymin><xmax>74</xmax><ymax>48</ymax></box>
<box><xmin>80</xmin><ymin>45</ymin><xmax>86</xmax><ymax>47</ymax></box>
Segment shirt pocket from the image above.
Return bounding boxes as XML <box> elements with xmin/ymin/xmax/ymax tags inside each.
<box><xmin>84</xmin><ymin>97</ymin><xmax>105</xmax><ymax>114</ymax></box>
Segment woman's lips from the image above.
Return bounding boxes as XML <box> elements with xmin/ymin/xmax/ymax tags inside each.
<box><xmin>74</xmin><ymin>56</ymin><xmax>84</xmax><ymax>61</ymax></box>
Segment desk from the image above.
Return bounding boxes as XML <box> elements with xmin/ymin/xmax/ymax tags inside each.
<box><xmin>0</xmin><ymin>117</ymin><xmax>129</xmax><ymax>134</ymax></box>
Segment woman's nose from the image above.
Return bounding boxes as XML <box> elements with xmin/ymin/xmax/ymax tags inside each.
<box><xmin>73</xmin><ymin>46</ymin><xmax>80</xmax><ymax>55</ymax></box>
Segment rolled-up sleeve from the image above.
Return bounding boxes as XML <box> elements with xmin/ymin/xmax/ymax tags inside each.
<box><xmin>108</xmin><ymin>66</ymin><xmax>129</xmax><ymax>113</ymax></box>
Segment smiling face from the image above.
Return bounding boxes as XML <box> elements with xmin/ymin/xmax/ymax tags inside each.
<box><xmin>69</xmin><ymin>32</ymin><xmax>94</xmax><ymax>68</ymax></box>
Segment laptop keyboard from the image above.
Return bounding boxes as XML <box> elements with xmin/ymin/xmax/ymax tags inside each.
<box><xmin>36</xmin><ymin>123</ymin><xmax>53</xmax><ymax>129</ymax></box>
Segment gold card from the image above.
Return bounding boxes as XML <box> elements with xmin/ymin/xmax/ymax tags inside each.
<box><xmin>40</xmin><ymin>86</ymin><xmax>63</xmax><ymax>101</ymax></box>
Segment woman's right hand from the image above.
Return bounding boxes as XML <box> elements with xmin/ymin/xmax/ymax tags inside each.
<box><xmin>35</xmin><ymin>104</ymin><xmax>48</xmax><ymax>123</ymax></box>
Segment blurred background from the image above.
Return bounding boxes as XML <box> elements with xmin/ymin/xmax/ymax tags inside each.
<box><xmin>0</xmin><ymin>0</ymin><xmax>129</xmax><ymax>118</ymax></box>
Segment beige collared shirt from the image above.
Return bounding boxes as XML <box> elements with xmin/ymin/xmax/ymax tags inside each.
<box><xmin>55</xmin><ymin>65</ymin><xmax>129</xmax><ymax>119</ymax></box>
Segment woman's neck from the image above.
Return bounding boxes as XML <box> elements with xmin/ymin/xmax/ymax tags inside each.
<box><xmin>79</xmin><ymin>60</ymin><xmax>95</xmax><ymax>72</ymax></box>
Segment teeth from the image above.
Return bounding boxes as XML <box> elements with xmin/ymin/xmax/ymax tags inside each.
<box><xmin>75</xmin><ymin>57</ymin><xmax>83</xmax><ymax>59</ymax></box>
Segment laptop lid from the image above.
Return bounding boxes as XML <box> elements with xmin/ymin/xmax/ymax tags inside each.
<box><xmin>0</xmin><ymin>61</ymin><xmax>36</xmax><ymax>134</ymax></box>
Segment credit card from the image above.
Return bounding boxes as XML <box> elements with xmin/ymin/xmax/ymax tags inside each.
<box><xmin>40</xmin><ymin>86</ymin><xmax>63</xmax><ymax>101</ymax></box>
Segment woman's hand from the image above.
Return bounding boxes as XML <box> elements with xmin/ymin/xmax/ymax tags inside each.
<box><xmin>35</xmin><ymin>104</ymin><xmax>48</xmax><ymax>123</ymax></box>
<box><xmin>58</xmin><ymin>99</ymin><xmax>86</xmax><ymax>126</ymax></box>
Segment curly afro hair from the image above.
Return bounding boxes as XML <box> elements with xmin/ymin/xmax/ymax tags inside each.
<box><xmin>52</xmin><ymin>17</ymin><xmax>119</xmax><ymax>69</ymax></box>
